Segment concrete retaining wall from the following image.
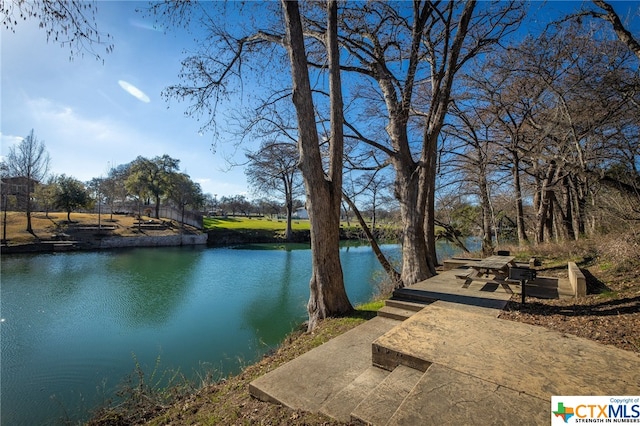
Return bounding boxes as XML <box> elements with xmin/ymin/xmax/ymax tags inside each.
<box><xmin>568</xmin><ymin>262</ymin><xmax>587</xmax><ymax>297</ymax></box>
<box><xmin>97</xmin><ymin>234</ymin><xmax>208</xmax><ymax>249</ymax></box>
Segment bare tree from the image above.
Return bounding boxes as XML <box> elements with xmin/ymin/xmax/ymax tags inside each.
<box><xmin>1</xmin><ymin>0</ymin><xmax>113</xmax><ymax>60</ymax></box>
<box><xmin>456</xmin><ymin>17</ymin><xmax>640</xmax><ymax>245</ymax></box>
<box><xmin>282</xmin><ymin>0</ymin><xmax>353</xmax><ymax>329</ymax></box>
<box><xmin>353</xmin><ymin>171</ymin><xmax>392</xmax><ymax>230</ymax></box>
<box><xmin>5</xmin><ymin>129</ymin><xmax>50</xmax><ymax>233</ymax></box>
<box><xmin>521</xmin><ymin>21</ymin><xmax>639</xmax><ymax>242</ymax></box>
<box><xmin>155</xmin><ymin>0</ymin><xmax>355</xmax><ymax>329</ymax></box>
<box><xmin>307</xmin><ymin>1</ymin><xmax>525</xmax><ymax>284</ymax></box>
<box><xmin>444</xmin><ymin>101</ymin><xmax>501</xmax><ymax>255</ymax></box>
<box><xmin>245</xmin><ymin>141</ymin><xmax>301</xmax><ymax>240</ymax></box>
<box><xmin>588</xmin><ymin>0</ymin><xmax>640</xmax><ymax>61</ymax></box>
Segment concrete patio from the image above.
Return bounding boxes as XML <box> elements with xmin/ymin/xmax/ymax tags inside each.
<box><xmin>249</xmin><ymin>269</ymin><xmax>640</xmax><ymax>425</ymax></box>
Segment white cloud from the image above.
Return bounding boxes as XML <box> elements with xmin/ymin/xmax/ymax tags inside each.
<box><xmin>17</xmin><ymin>97</ymin><xmax>166</xmax><ymax>180</ymax></box>
<box><xmin>118</xmin><ymin>80</ymin><xmax>151</xmax><ymax>103</ymax></box>
<box><xmin>0</xmin><ymin>133</ymin><xmax>25</xmax><ymax>149</ymax></box>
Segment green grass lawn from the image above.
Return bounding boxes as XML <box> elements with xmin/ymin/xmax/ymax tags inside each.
<box><xmin>203</xmin><ymin>216</ymin><xmax>312</xmax><ymax>231</ymax></box>
<box><xmin>203</xmin><ymin>216</ymin><xmax>404</xmax><ymax>238</ymax></box>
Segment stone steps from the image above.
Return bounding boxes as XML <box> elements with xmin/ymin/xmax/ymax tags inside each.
<box><xmin>248</xmin><ymin>316</ymin><xmax>400</xmax><ymax>413</ymax></box>
<box><xmin>350</xmin><ymin>365</ymin><xmax>423</xmax><ymax>425</ymax></box>
<box><xmin>249</xmin><ymin>269</ymin><xmax>640</xmax><ymax>425</ymax></box>
<box><xmin>387</xmin><ymin>364</ymin><xmax>548</xmax><ymax>426</ymax></box>
<box><xmin>372</xmin><ymin>303</ymin><xmax>640</xmax><ymax>400</ymax></box>
<box><xmin>319</xmin><ymin>366</ymin><xmax>390</xmax><ymax>422</ymax></box>
<box><xmin>376</xmin><ymin>298</ymin><xmax>432</xmax><ymax>321</ymax></box>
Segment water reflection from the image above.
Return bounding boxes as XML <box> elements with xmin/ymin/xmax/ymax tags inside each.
<box><xmin>243</xmin><ymin>249</ymin><xmax>308</xmax><ymax>347</ymax></box>
<box><xmin>106</xmin><ymin>248</ymin><xmax>201</xmax><ymax>326</ymax></box>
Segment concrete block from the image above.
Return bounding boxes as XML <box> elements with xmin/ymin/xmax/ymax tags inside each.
<box><xmin>568</xmin><ymin>262</ymin><xmax>586</xmax><ymax>297</ymax></box>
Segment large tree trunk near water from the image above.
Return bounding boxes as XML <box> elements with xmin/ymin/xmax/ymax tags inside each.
<box><xmin>281</xmin><ymin>0</ymin><xmax>352</xmax><ymax>331</ymax></box>
<box><xmin>512</xmin><ymin>154</ymin><xmax>529</xmax><ymax>246</ymax></box>
<box><xmin>393</xmin><ymin>160</ymin><xmax>431</xmax><ymax>286</ymax></box>
<box><xmin>423</xmin><ymin>133</ymin><xmax>439</xmax><ymax>273</ymax></box>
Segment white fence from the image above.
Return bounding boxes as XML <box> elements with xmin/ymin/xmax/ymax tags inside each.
<box><xmin>158</xmin><ymin>206</ymin><xmax>203</xmax><ymax>229</ymax></box>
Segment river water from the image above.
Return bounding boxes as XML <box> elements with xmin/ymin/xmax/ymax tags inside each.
<box><xmin>0</xmin><ymin>241</ymin><xmax>472</xmax><ymax>425</ymax></box>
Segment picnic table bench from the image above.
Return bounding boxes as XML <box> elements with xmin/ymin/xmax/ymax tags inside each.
<box><xmin>455</xmin><ymin>255</ymin><xmax>517</xmax><ymax>293</ymax></box>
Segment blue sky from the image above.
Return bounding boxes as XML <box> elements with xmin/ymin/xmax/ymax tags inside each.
<box><xmin>1</xmin><ymin>1</ymin><xmax>253</xmax><ymax>198</ymax></box>
<box><xmin>2</xmin><ymin>1</ymin><xmax>639</xmax><ymax>199</ymax></box>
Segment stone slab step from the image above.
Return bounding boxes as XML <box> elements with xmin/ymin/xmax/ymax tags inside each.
<box><xmin>377</xmin><ymin>305</ymin><xmax>419</xmax><ymax>321</ymax></box>
<box><xmin>372</xmin><ymin>302</ymin><xmax>640</xmax><ymax>400</ymax></box>
<box><xmin>249</xmin><ymin>316</ymin><xmax>400</xmax><ymax>413</ymax></box>
<box><xmin>350</xmin><ymin>365</ymin><xmax>424</xmax><ymax>426</ymax></box>
<box><xmin>384</xmin><ymin>298</ymin><xmax>430</xmax><ymax>312</ymax></box>
<box><xmin>387</xmin><ymin>364</ymin><xmax>548</xmax><ymax>426</ymax></box>
<box><xmin>392</xmin><ymin>275</ymin><xmax>510</xmax><ymax>313</ymax></box>
<box><xmin>319</xmin><ymin>366</ymin><xmax>389</xmax><ymax>422</ymax></box>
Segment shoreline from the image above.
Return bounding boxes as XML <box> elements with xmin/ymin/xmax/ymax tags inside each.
<box><xmin>0</xmin><ymin>232</ymin><xmax>209</xmax><ymax>254</ymax></box>
<box><xmin>1</xmin><ymin>227</ymin><xmax>395</xmax><ymax>255</ymax></box>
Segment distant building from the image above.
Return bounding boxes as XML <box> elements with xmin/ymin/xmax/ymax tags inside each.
<box><xmin>1</xmin><ymin>176</ymin><xmax>38</xmax><ymax>210</ymax></box>
<box><xmin>294</xmin><ymin>207</ymin><xmax>309</xmax><ymax>219</ymax></box>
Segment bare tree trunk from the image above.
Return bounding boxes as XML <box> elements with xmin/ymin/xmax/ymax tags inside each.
<box><xmin>591</xmin><ymin>0</ymin><xmax>640</xmax><ymax>61</ymax></box>
<box><xmin>26</xmin><ymin>195</ymin><xmax>33</xmax><ymax>234</ymax></box>
<box><xmin>571</xmin><ymin>177</ymin><xmax>588</xmax><ymax>237</ymax></box>
<box><xmin>535</xmin><ymin>161</ymin><xmax>557</xmax><ymax>243</ymax></box>
<box><xmin>155</xmin><ymin>196</ymin><xmax>161</xmax><ymax>219</ymax></box>
<box><xmin>282</xmin><ymin>0</ymin><xmax>352</xmax><ymax>331</ymax></box>
<box><xmin>342</xmin><ymin>192</ymin><xmax>401</xmax><ymax>286</ymax></box>
<box><xmin>479</xmin><ymin>171</ymin><xmax>493</xmax><ymax>256</ymax></box>
<box><xmin>420</xmin><ymin>0</ymin><xmax>477</xmax><ymax>272</ymax></box>
<box><xmin>545</xmin><ymin>191</ymin><xmax>555</xmax><ymax>242</ymax></box>
<box><xmin>285</xmin><ymin>200</ymin><xmax>293</xmax><ymax>241</ymax></box>
<box><xmin>512</xmin><ymin>155</ymin><xmax>528</xmax><ymax>245</ymax></box>
<box><xmin>283</xmin><ymin>175</ymin><xmax>293</xmax><ymax>241</ymax></box>
<box><xmin>394</xmin><ymin>164</ymin><xmax>430</xmax><ymax>286</ymax></box>
<box><xmin>424</xmin><ymin>135</ymin><xmax>439</xmax><ymax>272</ymax></box>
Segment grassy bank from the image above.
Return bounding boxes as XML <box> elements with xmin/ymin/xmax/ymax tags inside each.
<box><xmin>1</xmin><ymin>212</ymin><xmax>397</xmax><ymax>246</ymax></box>
<box><xmin>204</xmin><ymin>216</ymin><xmax>311</xmax><ymax>231</ymax></box>
<box><xmin>1</xmin><ymin>211</ymin><xmax>180</xmax><ymax>245</ymax></box>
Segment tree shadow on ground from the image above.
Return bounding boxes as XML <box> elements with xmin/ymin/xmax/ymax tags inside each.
<box><xmin>512</xmin><ymin>295</ymin><xmax>640</xmax><ymax>318</ymax></box>
<box><xmin>206</xmin><ymin>217</ymin><xmax>242</xmax><ymax>225</ymax></box>
<box><xmin>584</xmin><ymin>268</ymin><xmax>612</xmax><ymax>294</ymax></box>
<box><xmin>346</xmin><ymin>309</ymin><xmax>379</xmax><ymax>321</ymax></box>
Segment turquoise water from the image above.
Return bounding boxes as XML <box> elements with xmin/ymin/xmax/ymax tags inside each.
<box><xmin>0</xmin><ymin>240</ymin><xmax>474</xmax><ymax>425</ymax></box>
<box><xmin>0</xmin><ymin>243</ymin><xmax>402</xmax><ymax>425</ymax></box>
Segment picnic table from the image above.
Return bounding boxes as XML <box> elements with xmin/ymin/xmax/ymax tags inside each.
<box><xmin>456</xmin><ymin>255</ymin><xmax>517</xmax><ymax>293</ymax></box>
